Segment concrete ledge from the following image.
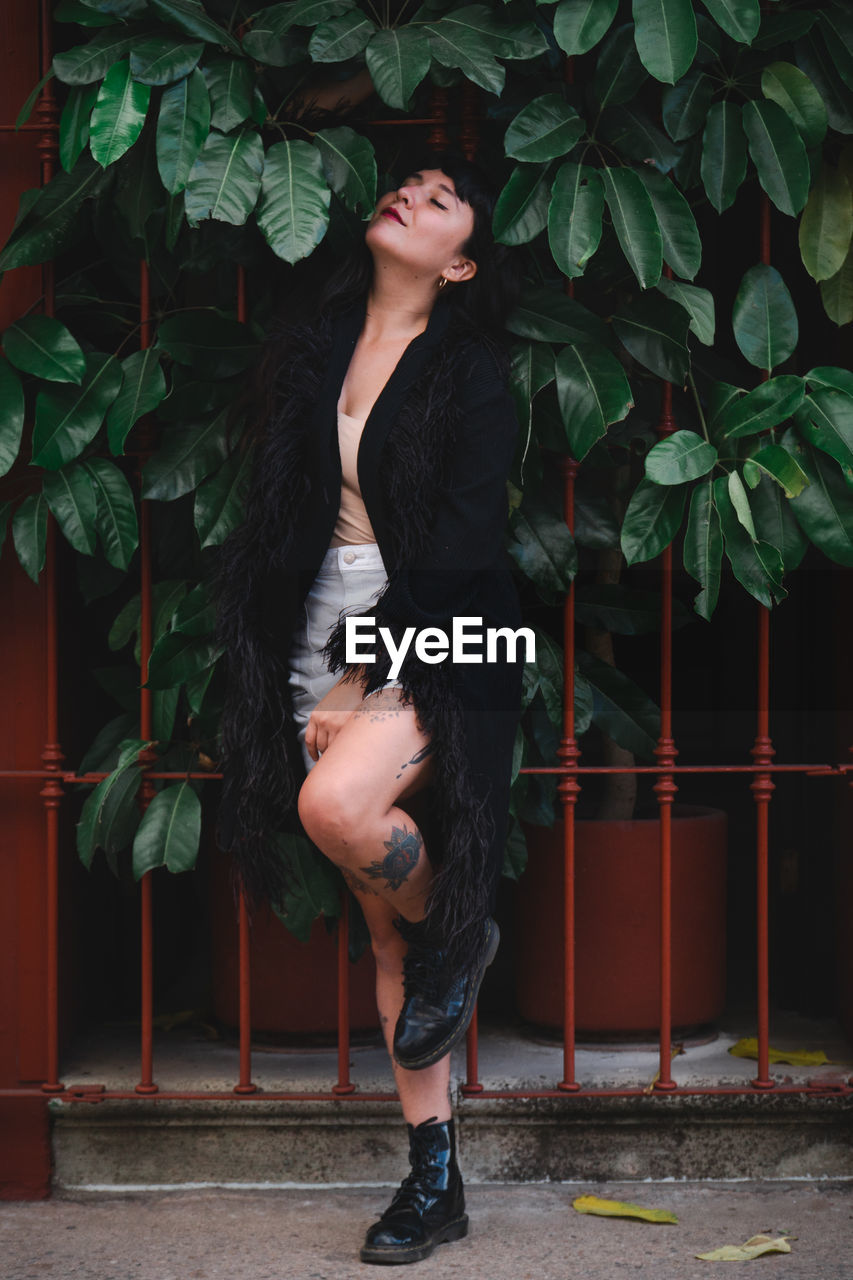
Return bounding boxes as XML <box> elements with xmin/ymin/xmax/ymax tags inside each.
<box><xmin>49</xmin><ymin>1093</ymin><xmax>853</xmax><ymax>1192</ymax></box>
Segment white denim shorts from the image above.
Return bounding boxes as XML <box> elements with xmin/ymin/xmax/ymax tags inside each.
<box><xmin>288</xmin><ymin>540</ymin><xmax>403</xmax><ymax>774</ymax></box>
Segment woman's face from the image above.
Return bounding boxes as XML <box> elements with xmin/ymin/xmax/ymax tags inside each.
<box><xmin>365</xmin><ymin>168</ymin><xmax>477</xmax><ymax>286</ymax></box>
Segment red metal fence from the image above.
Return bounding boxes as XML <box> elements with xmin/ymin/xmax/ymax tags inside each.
<box><xmin>2</xmin><ymin>3</ymin><xmax>852</xmax><ymax>1198</ymax></box>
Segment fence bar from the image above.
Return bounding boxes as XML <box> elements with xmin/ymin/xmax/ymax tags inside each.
<box><xmin>558</xmin><ymin>458</ymin><xmax>580</xmax><ymax>1092</ymax></box>
<box><xmin>333</xmin><ymin>895</ymin><xmax>356</xmax><ymax>1095</ymax></box>
<box><xmin>463</xmin><ymin>1012</ymin><xmax>482</xmax><ymax>1095</ymax></box>
<box><xmin>233</xmin><ymin>887</ymin><xmax>256</xmax><ymax>1094</ymax></box>
<box><xmin>653</xmin><ymin>326</ymin><xmax>679</xmax><ymax>1092</ymax></box>
<box><xmin>134</xmin><ymin>260</ymin><xmax>158</xmax><ymax>1095</ymax></box>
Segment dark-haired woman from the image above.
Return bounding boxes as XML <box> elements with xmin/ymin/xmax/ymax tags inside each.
<box><xmin>215</xmin><ymin>152</ymin><xmax>525</xmax><ymax>1265</ymax></box>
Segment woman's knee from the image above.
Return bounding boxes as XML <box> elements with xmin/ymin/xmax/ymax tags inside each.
<box><xmin>297</xmin><ymin>770</ymin><xmax>373</xmax><ymax>853</ymax></box>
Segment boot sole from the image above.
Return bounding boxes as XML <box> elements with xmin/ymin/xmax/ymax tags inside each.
<box><xmin>359</xmin><ymin>1213</ymin><xmax>469</xmax><ymax>1264</ymax></box>
<box><xmin>394</xmin><ymin>920</ymin><xmax>500</xmax><ymax>1071</ymax></box>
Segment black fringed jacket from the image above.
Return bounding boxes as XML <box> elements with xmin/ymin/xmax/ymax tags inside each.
<box><xmin>215</xmin><ymin>292</ymin><xmax>525</xmax><ymax>969</ymax></box>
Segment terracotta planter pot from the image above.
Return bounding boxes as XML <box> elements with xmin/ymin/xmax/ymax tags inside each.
<box><xmin>209</xmin><ymin>850</ymin><xmax>379</xmax><ymax>1037</ymax></box>
<box><xmin>515</xmin><ymin>805</ymin><xmax>727</xmax><ymax>1036</ymax></box>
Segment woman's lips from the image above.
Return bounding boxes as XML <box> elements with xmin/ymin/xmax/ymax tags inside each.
<box><xmin>382</xmin><ymin>207</ymin><xmax>404</xmax><ymax>224</ymax></box>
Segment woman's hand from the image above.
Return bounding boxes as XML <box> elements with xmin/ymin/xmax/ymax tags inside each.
<box><xmin>305</xmin><ymin>673</ymin><xmax>368</xmax><ymax>762</ymax></box>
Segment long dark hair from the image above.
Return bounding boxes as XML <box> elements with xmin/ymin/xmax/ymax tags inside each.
<box><xmin>228</xmin><ymin>149</ymin><xmax>521</xmax><ymax>449</ymax></box>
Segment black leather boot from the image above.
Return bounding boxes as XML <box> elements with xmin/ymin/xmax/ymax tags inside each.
<box><xmin>360</xmin><ymin>1117</ymin><xmax>468</xmax><ymax>1264</ymax></box>
<box><xmin>392</xmin><ymin>916</ymin><xmax>500</xmax><ymax>1071</ymax></box>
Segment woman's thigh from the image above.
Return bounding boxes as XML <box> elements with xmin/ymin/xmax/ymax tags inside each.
<box><xmin>299</xmin><ymin>686</ymin><xmax>435</xmax><ymax>821</ymax></box>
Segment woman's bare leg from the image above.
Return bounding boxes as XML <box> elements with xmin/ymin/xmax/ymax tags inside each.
<box><xmin>297</xmin><ymin>688</ymin><xmax>451</xmax><ymax>1124</ymax></box>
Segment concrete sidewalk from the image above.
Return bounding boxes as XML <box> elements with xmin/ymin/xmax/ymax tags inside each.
<box><xmin>2</xmin><ymin>1180</ymin><xmax>851</xmax><ymax>1280</ymax></box>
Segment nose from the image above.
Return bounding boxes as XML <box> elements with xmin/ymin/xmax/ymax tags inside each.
<box><xmin>395</xmin><ymin>183</ymin><xmax>413</xmax><ymax>207</ymax></box>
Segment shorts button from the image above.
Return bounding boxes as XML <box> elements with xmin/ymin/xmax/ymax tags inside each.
<box><xmin>343</xmin><ymin>550</ymin><xmax>356</xmax><ymax>564</ymax></box>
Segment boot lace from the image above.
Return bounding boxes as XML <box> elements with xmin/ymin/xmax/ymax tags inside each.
<box><xmin>401</xmin><ymin>936</ymin><xmax>444</xmax><ymax>1003</ymax></box>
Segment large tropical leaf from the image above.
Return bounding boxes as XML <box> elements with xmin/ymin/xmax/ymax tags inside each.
<box><xmin>732</xmin><ymin>264</ymin><xmax>798</xmax><ymax>371</ymax></box>
<box><xmin>554</xmin><ymin>0</ymin><xmax>618</xmax><ymax>56</ymax></box>
<box><xmin>89</xmin><ymin>58</ymin><xmax>151</xmax><ymax>168</ymax></box>
<box><xmin>132</xmin><ymin>781</ymin><xmax>201</xmax><ymax>879</ymax></box>
<box><xmin>784</xmin><ymin>429</ymin><xmax>853</xmax><ymax>565</ymax></box>
<box><xmin>621</xmin><ymin>477</ymin><xmax>688</xmax><ymax>564</ymax></box>
<box><xmin>636</xmin><ymin>167</ymin><xmax>701</xmax><ymax>279</ymax></box>
<box><xmin>156</xmin><ymin>67</ymin><xmax>211</xmax><ymax>195</ymax></box>
<box><xmin>184</xmin><ymin>127</ymin><xmax>264</xmax><ymax>227</ymax></box>
<box><xmin>684</xmin><ymin>478</ymin><xmax>723</xmax><ymax>618</ymax></box>
<box><xmin>632</xmin><ymin>0</ymin><xmax>698</xmax><ymax>85</ymax></box>
<box><xmin>612</xmin><ymin>293</ymin><xmax>690</xmax><ymax>383</ymax></box>
<box><xmin>548</xmin><ymin>163</ymin><xmax>604</xmax><ymax>279</ymax></box>
<box><xmin>798</xmin><ymin>164</ymin><xmax>853</xmax><ymax>282</ymax></box>
<box><xmin>365</xmin><ymin>28</ymin><xmax>431</xmax><ymax>110</ymax></box>
<box><xmin>742</xmin><ymin>99</ymin><xmax>810</xmax><ymax>217</ymax></box>
<box><xmin>555</xmin><ymin>343</ymin><xmax>633</xmax><ymax>461</ymax></box>
<box><xmin>256</xmin><ymin>139</ymin><xmax>330</xmax><ymax>263</ymax></box>
<box><xmin>701</xmin><ymin>101</ymin><xmax>748</xmax><ymax>214</ymax></box>
<box><xmin>504</xmin><ymin>95</ymin><xmax>585</xmax><ymax>163</ymax></box>
<box><xmin>600</xmin><ymin>166</ymin><xmax>662</xmax><ymax>289</ymax></box>
<box><xmin>31</xmin><ymin>352</ymin><xmax>123</xmax><ymax>470</ymax></box>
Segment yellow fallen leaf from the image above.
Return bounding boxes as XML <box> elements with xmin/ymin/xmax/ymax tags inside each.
<box><xmin>696</xmin><ymin>1233</ymin><xmax>794</xmax><ymax>1261</ymax></box>
<box><xmin>644</xmin><ymin>1043</ymin><xmax>686</xmax><ymax>1093</ymax></box>
<box><xmin>728</xmin><ymin>1037</ymin><xmax>832</xmax><ymax>1066</ymax></box>
<box><xmin>572</xmin><ymin>1195</ymin><xmax>678</xmax><ymax>1224</ymax></box>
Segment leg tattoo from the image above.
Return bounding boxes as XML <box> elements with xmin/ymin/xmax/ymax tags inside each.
<box><xmin>341</xmin><ymin>866</ymin><xmax>379</xmax><ymax>897</ymax></box>
<box><xmin>361</xmin><ymin>822</ymin><xmax>423</xmax><ymax>891</ymax></box>
<box><xmin>395</xmin><ymin>741</ymin><xmax>435</xmax><ymax>780</ymax></box>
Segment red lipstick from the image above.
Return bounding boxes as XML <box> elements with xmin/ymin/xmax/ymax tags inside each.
<box><xmin>382</xmin><ymin>206</ymin><xmax>404</xmax><ymax>224</ymax></box>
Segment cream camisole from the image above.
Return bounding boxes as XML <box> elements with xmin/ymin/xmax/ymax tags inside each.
<box><xmin>328</xmin><ymin>403</ymin><xmax>377</xmax><ymax>546</ymax></box>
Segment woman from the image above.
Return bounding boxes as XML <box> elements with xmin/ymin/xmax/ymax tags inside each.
<box><xmin>215</xmin><ymin>150</ymin><xmax>525</xmax><ymax>1265</ymax></box>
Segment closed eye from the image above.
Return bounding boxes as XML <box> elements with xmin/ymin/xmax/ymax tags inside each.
<box><xmin>431</xmin><ymin>198</ymin><xmax>448</xmax><ymax>209</ymax></box>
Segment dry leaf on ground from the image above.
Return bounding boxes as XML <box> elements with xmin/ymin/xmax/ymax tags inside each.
<box><xmin>572</xmin><ymin>1194</ymin><xmax>678</xmax><ymax>1224</ymax></box>
<box><xmin>696</xmin><ymin>1233</ymin><xmax>795</xmax><ymax>1261</ymax></box>
<box><xmin>728</xmin><ymin>1037</ymin><xmax>832</xmax><ymax>1066</ymax></box>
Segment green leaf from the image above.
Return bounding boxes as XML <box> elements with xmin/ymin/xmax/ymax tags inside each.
<box><xmin>798</xmin><ymin>164</ymin><xmax>853</xmax><ymax>282</ymax></box>
<box><xmin>701</xmin><ymin>101</ymin><xmax>748</xmax><ymax>214</ymax></box>
<box><xmin>149</xmin><ymin>0</ymin><xmax>242</xmax><ymax>56</ymax></box>
<box><xmin>184</xmin><ymin>127</ymin><xmax>264</xmax><ymax>227</ymax></box>
<box><xmin>797</xmin><ymin>389</ymin><xmax>853</xmax><ymax>478</ymax></box>
<box><xmin>199</xmin><ymin>53</ymin><xmax>255</xmax><ymax>133</ymax></box>
<box><xmin>256</xmin><ymin>138</ymin><xmax>330</xmax><ymax>264</ymax></box>
<box><xmin>575</xmin><ymin>583</ymin><xmax>690</xmax><ymax>634</ymax></box>
<box><xmin>31</xmin><ymin>352</ymin><xmax>123</xmax><ymax>469</ymax></box>
<box><xmin>81</xmin><ymin>458</ymin><xmax>139</xmax><ymax>570</ymax></box>
<box><xmin>507</xmin><ymin>502</ymin><xmax>577</xmax><ymax>599</ymax></box>
<box><xmin>732</xmin><ymin>264</ymin><xmax>798</xmax><ymax>371</ymax></box>
<box><xmin>314</xmin><ymin>127</ymin><xmax>376</xmax><ymax>217</ymax></box>
<box><xmin>633</xmin><ymin>0</ymin><xmax>697</xmax><ymax>84</ymax></box>
<box><xmin>750</xmin><ymin>472</ymin><xmax>808</xmax><ymax>571</ymax></box>
<box><xmin>820</xmin><ymin>5</ymin><xmax>853</xmax><ymax>91</ymax></box>
<box><xmin>656</xmin><ymin>279</ymin><xmax>715</xmax><ymax>344</ymax></box>
<box><xmin>59</xmin><ymin>83</ymin><xmax>98</xmax><ymax>174</ymax></box>
<box><xmin>600</xmin><ymin>166</ymin><xmax>662</xmax><ymax>289</ymax></box>
<box><xmin>554</xmin><ymin>0</ymin><xmax>618</xmax><ymax>56</ymax></box>
<box><xmin>271</xmin><ymin>832</ymin><xmax>342</xmax><ymax>939</ymax></box>
<box><xmin>171</xmin><ymin>582</ymin><xmax>215</xmax><ymax>637</ymax></box>
<box><xmin>505</xmin><ymin>95</ymin><xmax>585</xmax><ymax>163</ymax></box>
<box><xmin>612</xmin><ymin>293</ymin><xmax>689</xmax><ymax>383</ymax></box>
<box><xmin>795</xmin><ymin>31</ymin><xmax>853</xmax><ymax>138</ymax></box>
<box><xmin>424</xmin><ymin>12</ymin><xmax>506</xmax><ymax>96</ymax></box>
<box><xmin>146</xmin><ymin>629</ymin><xmax>222</xmax><ymax>690</ymax></box>
<box><xmin>130</xmin><ymin>35</ymin><xmax>204</xmax><ymax>85</ymax></box>
<box><xmin>699</xmin><ymin>0</ymin><xmax>760</xmax><ymax>45</ymax></box>
<box><xmin>194</xmin><ymin>449</ymin><xmax>251</xmax><ymax>547</ymax></box>
<box><xmin>727</xmin><ymin>469</ymin><xmax>756</xmax><ymax>537</ymax></box>
<box><xmin>43</xmin><ymin>464</ymin><xmax>97</xmax><ymax>555</ymax></box>
<box><xmin>645</xmin><ymin>429</ymin><xmax>717</xmax><ymax>484</ymax></box>
<box><xmin>507</xmin><ymin>286</ymin><xmax>609</xmax><ymax>345</ymax></box>
<box><xmin>77</xmin><ymin>745</ymin><xmax>147</xmax><ymax>870</ymax></box>
<box><xmin>509</xmin><ymin>340</ymin><xmax>554</xmax><ymax>446</ymax></box>
<box><xmin>784</xmin><ymin>429</ymin><xmax>853</xmax><ymax>566</ymax></box>
<box><xmin>806</xmin><ymin>367</ymin><xmax>853</xmax><ymax>397</ymax></box>
<box><xmin>154</xmin><ymin>312</ymin><xmax>258</xmax><ymax>379</ymax></box>
<box><xmin>742</xmin><ymin>99</ymin><xmax>810</xmax><ymax>217</ymax></box>
<box><xmin>555</xmin><ymin>343</ymin><xmax>633</xmax><ymax>461</ymax></box>
<box><xmin>365</xmin><ymin>28</ymin><xmax>430</xmax><ymax>111</ymax></box>
<box><xmin>662</xmin><ymin>68</ymin><xmax>714</xmax><ymax>141</ymax></box>
<box><xmin>598</xmin><ymin>104</ymin><xmax>682</xmax><ymax>174</ymax></box>
<box><xmin>89</xmin><ymin>58</ymin><xmax>151</xmax><ymax>168</ymax></box>
<box><xmin>132</xmin><ymin>781</ymin><xmax>201</xmax><ymax>878</ymax></box>
<box><xmin>684</xmin><ymin>478</ymin><xmax>722</xmax><ymax>619</ymax></box>
<box><xmin>593</xmin><ymin>23</ymin><xmax>648</xmax><ymax>108</ymax></box>
<box><xmin>761</xmin><ymin>61</ymin><xmax>827</xmax><ymax>150</ymax></box>
<box><xmin>819</xmin><ymin>244</ymin><xmax>853</xmax><ymax>325</ymax></box>
<box><xmin>621</xmin><ymin>477</ymin><xmax>688</xmax><ymax>564</ymax></box>
<box><xmin>141</xmin><ymin>408</ymin><xmax>231</xmax><ymax>501</ymax></box>
<box><xmin>492</xmin><ymin>163</ymin><xmax>551</xmax><ymax>246</ymax></box>
<box><xmin>0</xmin><ymin>358</ymin><xmax>25</xmax><ymax>478</ymax></box>
<box><xmin>0</xmin><ymin>152</ymin><xmax>106</xmax><ymax>271</ymax></box>
<box><xmin>310</xmin><ymin>11</ymin><xmax>375</xmax><ymax>62</ymax></box>
<box><xmin>156</xmin><ymin>67</ymin><xmax>211</xmax><ymax>195</ymax></box>
<box><xmin>1</xmin><ymin>314</ymin><xmax>86</xmax><ymax>383</ymax></box>
<box><xmin>52</xmin><ymin>26</ymin><xmax>136</xmax><ymax>85</ymax></box>
<box><xmin>548</xmin><ymin>163</ymin><xmax>604</xmax><ymax>279</ymax></box>
<box><xmin>746</xmin><ymin>443</ymin><xmax>809</xmax><ymax>498</ymax></box>
<box><xmin>718</xmin><ymin>375</ymin><xmax>805</xmax><ymax>438</ymax></box>
<box><xmin>713</xmin><ymin>475</ymin><xmax>786</xmax><ymax>606</ymax></box>
<box><xmin>636</xmin><ymin>167</ymin><xmax>701</xmax><ymax>279</ymax></box>
<box><xmin>12</xmin><ymin>493</ymin><xmax>48</xmax><ymax>583</ymax></box>
<box><xmin>106</xmin><ymin>348</ymin><xmax>167</xmax><ymax>455</ymax></box>
<box><xmin>576</xmin><ymin>650</ymin><xmax>660</xmax><ymax>761</ymax></box>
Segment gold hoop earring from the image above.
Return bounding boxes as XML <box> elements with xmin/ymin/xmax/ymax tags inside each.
<box><xmin>437</xmin><ymin>276</ymin><xmax>448</xmax><ymax>290</ymax></box>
